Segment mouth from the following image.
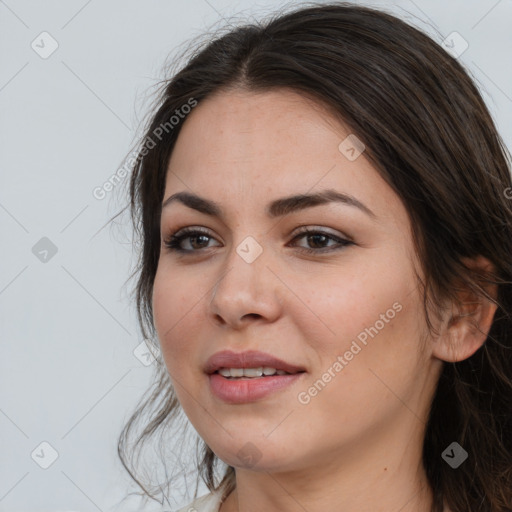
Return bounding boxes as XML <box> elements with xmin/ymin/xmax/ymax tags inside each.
<box><xmin>212</xmin><ymin>367</ymin><xmax>305</xmax><ymax>379</ymax></box>
<box><xmin>204</xmin><ymin>350</ymin><xmax>307</xmax><ymax>404</ymax></box>
<box><xmin>204</xmin><ymin>349</ymin><xmax>306</xmax><ymax>376</ymax></box>
<box><xmin>208</xmin><ymin>369</ymin><xmax>306</xmax><ymax>404</ymax></box>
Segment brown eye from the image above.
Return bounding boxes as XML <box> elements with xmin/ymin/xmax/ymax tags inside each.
<box><xmin>289</xmin><ymin>228</ymin><xmax>353</xmax><ymax>254</ymax></box>
<box><xmin>163</xmin><ymin>228</ymin><xmax>220</xmax><ymax>253</ymax></box>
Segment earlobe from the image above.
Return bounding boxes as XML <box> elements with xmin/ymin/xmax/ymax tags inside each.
<box><xmin>431</xmin><ymin>256</ymin><xmax>499</xmax><ymax>363</ymax></box>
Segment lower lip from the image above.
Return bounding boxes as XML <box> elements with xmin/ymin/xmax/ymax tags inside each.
<box><xmin>208</xmin><ymin>372</ymin><xmax>305</xmax><ymax>404</ymax></box>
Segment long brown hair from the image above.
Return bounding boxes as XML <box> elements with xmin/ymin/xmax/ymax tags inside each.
<box><xmin>118</xmin><ymin>3</ymin><xmax>512</xmax><ymax>510</ymax></box>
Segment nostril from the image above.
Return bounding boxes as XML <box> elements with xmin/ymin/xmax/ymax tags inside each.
<box><xmin>242</xmin><ymin>313</ymin><xmax>261</xmax><ymax>320</ymax></box>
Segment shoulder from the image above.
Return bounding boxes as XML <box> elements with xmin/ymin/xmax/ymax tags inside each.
<box><xmin>175</xmin><ymin>489</ymin><xmax>224</xmax><ymax>512</ymax></box>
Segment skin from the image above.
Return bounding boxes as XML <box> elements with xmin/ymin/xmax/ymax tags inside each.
<box><xmin>152</xmin><ymin>89</ymin><xmax>497</xmax><ymax>512</ymax></box>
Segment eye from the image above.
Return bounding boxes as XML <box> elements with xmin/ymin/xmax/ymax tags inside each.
<box><xmin>162</xmin><ymin>226</ymin><xmax>353</xmax><ymax>255</ymax></box>
<box><xmin>163</xmin><ymin>227</ymin><xmax>219</xmax><ymax>253</ymax></box>
<box><xmin>289</xmin><ymin>227</ymin><xmax>353</xmax><ymax>254</ymax></box>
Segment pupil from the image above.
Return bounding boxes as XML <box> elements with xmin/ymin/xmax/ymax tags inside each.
<box><xmin>309</xmin><ymin>234</ymin><xmax>327</xmax><ymax>248</ymax></box>
<box><xmin>192</xmin><ymin>235</ymin><xmax>209</xmax><ymax>248</ymax></box>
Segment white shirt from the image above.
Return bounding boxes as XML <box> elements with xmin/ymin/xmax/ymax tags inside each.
<box><xmin>176</xmin><ymin>490</ymin><xmax>224</xmax><ymax>512</ymax></box>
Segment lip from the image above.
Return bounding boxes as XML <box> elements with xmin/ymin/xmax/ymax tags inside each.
<box><xmin>204</xmin><ymin>350</ymin><xmax>307</xmax><ymax>404</ymax></box>
<box><xmin>204</xmin><ymin>350</ymin><xmax>306</xmax><ymax>375</ymax></box>
<box><xmin>208</xmin><ymin>372</ymin><xmax>305</xmax><ymax>404</ymax></box>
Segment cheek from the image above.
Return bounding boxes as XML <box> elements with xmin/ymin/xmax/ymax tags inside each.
<box><xmin>291</xmin><ymin>258</ymin><xmax>427</xmax><ymax>407</ymax></box>
<box><xmin>152</xmin><ymin>266</ymin><xmax>203</xmax><ymax>371</ymax></box>
<box><xmin>297</xmin><ymin>269</ymin><xmax>426</xmax><ymax>414</ymax></box>
<box><xmin>289</xmin><ymin>261</ymin><xmax>414</xmax><ymax>354</ymax></box>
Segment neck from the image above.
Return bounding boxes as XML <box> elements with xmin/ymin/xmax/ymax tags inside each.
<box><xmin>220</xmin><ymin>416</ymin><xmax>435</xmax><ymax>512</ymax></box>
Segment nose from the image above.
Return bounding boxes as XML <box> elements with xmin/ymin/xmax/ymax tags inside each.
<box><xmin>208</xmin><ymin>241</ymin><xmax>284</xmax><ymax>329</ymax></box>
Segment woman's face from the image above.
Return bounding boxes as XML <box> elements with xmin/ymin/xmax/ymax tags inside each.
<box><xmin>152</xmin><ymin>89</ymin><xmax>443</xmax><ymax>473</ymax></box>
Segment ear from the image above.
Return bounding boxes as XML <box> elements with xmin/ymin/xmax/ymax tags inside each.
<box><xmin>431</xmin><ymin>256</ymin><xmax>499</xmax><ymax>363</ymax></box>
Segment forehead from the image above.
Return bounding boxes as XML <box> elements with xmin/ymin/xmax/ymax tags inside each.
<box><xmin>164</xmin><ymin>89</ymin><xmax>403</xmax><ymax>227</ymax></box>
<box><xmin>170</xmin><ymin>88</ymin><xmax>343</xmax><ymax>163</ymax></box>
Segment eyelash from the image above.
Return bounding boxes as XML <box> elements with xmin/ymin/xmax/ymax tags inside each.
<box><xmin>162</xmin><ymin>226</ymin><xmax>353</xmax><ymax>255</ymax></box>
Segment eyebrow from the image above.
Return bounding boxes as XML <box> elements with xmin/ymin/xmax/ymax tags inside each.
<box><xmin>161</xmin><ymin>189</ymin><xmax>376</xmax><ymax>220</ymax></box>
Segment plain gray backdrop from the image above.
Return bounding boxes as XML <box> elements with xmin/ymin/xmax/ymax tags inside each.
<box><xmin>1</xmin><ymin>0</ymin><xmax>511</xmax><ymax>511</ymax></box>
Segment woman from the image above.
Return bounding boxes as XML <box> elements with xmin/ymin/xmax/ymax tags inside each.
<box><xmin>118</xmin><ymin>3</ymin><xmax>512</xmax><ymax>511</ymax></box>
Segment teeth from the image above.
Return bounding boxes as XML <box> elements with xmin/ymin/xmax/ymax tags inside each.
<box><xmin>230</xmin><ymin>368</ymin><xmax>245</xmax><ymax>377</ymax></box>
<box><xmin>242</xmin><ymin>367</ymin><xmax>264</xmax><ymax>377</ymax></box>
<box><xmin>217</xmin><ymin>367</ymin><xmax>291</xmax><ymax>378</ymax></box>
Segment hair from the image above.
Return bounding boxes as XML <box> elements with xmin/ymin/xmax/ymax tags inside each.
<box><xmin>117</xmin><ymin>2</ymin><xmax>512</xmax><ymax>511</ymax></box>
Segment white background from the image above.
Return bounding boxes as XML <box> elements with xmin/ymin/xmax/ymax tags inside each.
<box><xmin>1</xmin><ymin>0</ymin><xmax>511</xmax><ymax>511</ymax></box>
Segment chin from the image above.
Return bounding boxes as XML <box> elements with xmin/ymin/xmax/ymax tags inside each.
<box><xmin>211</xmin><ymin>439</ymin><xmax>303</xmax><ymax>474</ymax></box>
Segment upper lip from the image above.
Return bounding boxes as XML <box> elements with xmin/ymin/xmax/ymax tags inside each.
<box><xmin>204</xmin><ymin>350</ymin><xmax>306</xmax><ymax>375</ymax></box>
